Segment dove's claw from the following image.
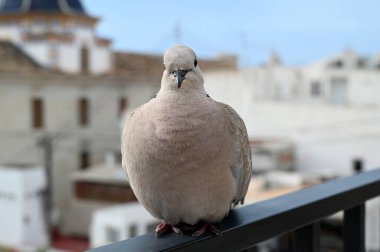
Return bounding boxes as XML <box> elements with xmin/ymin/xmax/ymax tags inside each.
<box><xmin>192</xmin><ymin>222</ymin><xmax>221</xmax><ymax>237</ymax></box>
<box><xmin>155</xmin><ymin>223</ymin><xmax>170</xmax><ymax>237</ymax></box>
<box><xmin>172</xmin><ymin>225</ymin><xmax>183</xmax><ymax>235</ymax></box>
<box><xmin>155</xmin><ymin>222</ymin><xmax>182</xmax><ymax>237</ymax></box>
<box><xmin>209</xmin><ymin>224</ymin><xmax>222</xmax><ymax>236</ymax></box>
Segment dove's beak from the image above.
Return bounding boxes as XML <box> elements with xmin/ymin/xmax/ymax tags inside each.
<box><xmin>173</xmin><ymin>69</ymin><xmax>187</xmax><ymax>88</ymax></box>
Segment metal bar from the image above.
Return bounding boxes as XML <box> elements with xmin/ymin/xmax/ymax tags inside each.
<box><xmin>344</xmin><ymin>204</ymin><xmax>365</xmax><ymax>252</ymax></box>
<box><xmin>294</xmin><ymin>222</ymin><xmax>320</xmax><ymax>252</ymax></box>
<box><xmin>88</xmin><ymin>168</ymin><xmax>380</xmax><ymax>252</ymax></box>
<box><xmin>240</xmin><ymin>246</ymin><xmax>258</xmax><ymax>252</ymax></box>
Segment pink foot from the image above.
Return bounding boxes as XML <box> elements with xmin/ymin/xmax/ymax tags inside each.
<box><xmin>192</xmin><ymin>222</ymin><xmax>221</xmax><ymax>237</ymax></box>
<box><xmin>155</xmin><ymin>222</ymin><xmax>182</xmax><ymax>237</ymax></box>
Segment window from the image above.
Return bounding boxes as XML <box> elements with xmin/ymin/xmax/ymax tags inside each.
<box><xmin>32</xmin><ymin>98</ymin><xmax>44</xmax><ymax>129</ymax></box>
<box><xmin>128</xmin><ymin>224</ymin><xmax>138</xmax><ymax>238</ymax></box>
<box><xmin>330</xmin><ymin>77</ymin><xmax>348</xmax><ymax>104</ymax></box>
<box><xmin>79</xmin><ymin>151</ymin><xmax>90</xmax><ymax>170</ymax></box>
<box><xmin>311</xmin><ymin>81</ymin><xmax>321</xmax><ymax>97</ymax></box>
<box><xmin>332</xmin><ymin>60</ymin><xmax>343</xmax><ymax>68</ymax></box>
<box><xmin>81</xmin><ymin>46</ymin><xmax>89</xmax><ymax>74</ymax></box>
<box><xmin>105</xmin><ymin>227</ymin><xmax>120</xmax><ymax>243</ymax></box>
<box><xmin>78</xmin><ymin>98</ymin><xmax>89</xmax><ymax>127</ymax></box>
<box><xmin>357</xmin><ymin>59</ymin><xmax>366</xmax><ymax>68</ymax></box>
<box><xmin>118</xmin><ymin>97</ymin><xmax>128</xmax><ymax>117</ymax></box>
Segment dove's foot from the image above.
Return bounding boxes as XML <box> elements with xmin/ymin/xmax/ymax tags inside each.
<box><xmin>192</xmin><ymin>222</ymin><xmax>221</xmax><ymax>237</ymax></box>
<box><xmin>155</xmin><ymin>222</ymin><xmax>182</xmax><ymax>237</ymax></box>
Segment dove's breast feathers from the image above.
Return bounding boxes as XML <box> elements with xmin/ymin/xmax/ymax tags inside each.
<box><xmin>122</xmin><ymin>93</ymin><xmax>251</xmax><ymax>225</ymax></box>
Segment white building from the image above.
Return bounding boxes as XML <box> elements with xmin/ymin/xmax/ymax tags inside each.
<box><xmin>0</xmin><ymin>1</ymin><xmax>237</xmax><ymax>235</ymax></box>
<box><xmin>204</xmin><ymin>50</ymin><xmax>380</xmax><ymax>251</ymax></box>
<box><xmin>204</xmin><ymin>49</ymin><xmax>380</xmax><ymax>176</ymax></box>
<box><xmin>0</xmin><ymin>165</ymin><xmax>48</xmax><ymax>249</ymax></box>
<box><xmin>0</xmin><ymin>0</ymin><xmax>112</xmax><ymax>74</ymax></box>
<box><xmin>0</xmin><ymin>50</ymin><xmax>158</xmax><ymax>220</ymax></box>
<box><xmin>62</xmin><ymin>157</ymin><xmax>137</xmax><ymax>237</ymax></box>
<box><xmin>0</xmin><ymin>0</ymin><xmax>159</xmax><ymax>233</ymax></box>
<box><xmin>90</xmin><ymin>203</ymin><xmax>158</xmax><ymax>249</ymax></box>
<box><xmin>302</xmin><ymin>49</ymin><xmax>380</xmax><ymax>106</ymax></box>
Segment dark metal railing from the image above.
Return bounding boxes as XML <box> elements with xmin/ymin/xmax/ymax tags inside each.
<box><xmin>88</xmin><ymin>168</ymin><xmax>380</xmax><ymax>252</ymax></box>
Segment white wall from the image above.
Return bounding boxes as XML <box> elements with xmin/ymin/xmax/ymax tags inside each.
<box><xmin>204</xmin><ymin>70</ymin><xmax>250</xmax><ymax>112</ymax></box>
<box><xmin>22</xmin><ymin>43</ymin><xmax>51</xmax><ymax>66</ymax></box>
<box><xmin>58</xmin><ymin>44</ymin><xmax>80</xmax><ymax>73</ymax></box>
<box><xmin>0</xmin><ymin>24</ymin><xmax>23</xmax><ymax>42</ymax></box>
<box><xmin>248</xmin><ymin>102</ymin><xmax>380</xmax><ymax>174</ymax></box>
<box><xmin>90</xmin><ymin>47</ymin><xmax>112</xmax><ymax>74</ymax></box>
<box><xmin>0</xmin><ymin>169</ymin><xmax>23</xmax><ymax>246</ymax></box>
<box><xmin>22</xmin><ymin>167</ymin><xmax>47</xmax><ymax>246</ymax></box>
<box><xmin>73</xmin><ymin>26</ymin><xmax>96</xmax><ymax>44</ymax></box>
<box><xmin>0</xmin><ymin>21</ymin><xmax>112</xmax><ymax>74</ymax></box>
<box><xmin>195</xmin><ymin>65</ymin><xmax>380</xmax><ymax>175</ymax></box>
<box><xmin>0</xmin><ymin>79</ymin><xmax>31</xmax><ymax>131</ymax></box>
<box><xmin>0</xmin><ymin>73</ymin><xmax>158</xmax><ymax>225</ymax></box>
<box><xmin>347</xmin><ymin>71</ymin><xmax>380</xmax><ymax>106</ymax></box>
<box><xmin>0</xmin><ymin>167</ymin><xmax>47</xmax><ymax>247</ymax></box>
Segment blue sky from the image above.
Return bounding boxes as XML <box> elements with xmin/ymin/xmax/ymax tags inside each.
<box><xmin>82</xmin><ymin>0</ymin><xmax>380</xmax><ymax>66</ymax></box>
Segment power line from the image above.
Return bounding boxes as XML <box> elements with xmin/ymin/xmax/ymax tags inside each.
<box><xmin>2</xmin><ymin>82</ymin><xmax>125</xmax><ymax>164</ymax></box>
<box><xmin>2</xmin><ymin>109</ymin><xmax>380</xmax><ymax>144</ymax></box>
<box><xmin>52</xmin><ymin>82</ymin><xmax>122</xmax><ymax>140</ymax></box>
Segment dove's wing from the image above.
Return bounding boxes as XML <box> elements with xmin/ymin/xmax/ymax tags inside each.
<box><xmin>218</xmin><ymin>102</ymin><xmax>252</xmax><ymax>206</ymax></box>
<box><xmin>121</xmin><ymin>105</ymin><xmax>143</xmax><ymax>184</ymax></box>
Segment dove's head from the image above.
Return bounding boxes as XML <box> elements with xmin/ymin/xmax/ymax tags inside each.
<box><xmin>161</xmin><ymin>45</ymin><xmax>205</xmax><ymax>92</ymax></box>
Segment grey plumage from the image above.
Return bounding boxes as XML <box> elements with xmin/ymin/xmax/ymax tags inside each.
<box><xmin>121</xmin><ymin>45</ymin><xmax>252</xmax><ymax>227</ymax></box>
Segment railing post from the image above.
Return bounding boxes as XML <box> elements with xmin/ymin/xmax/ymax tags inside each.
<box><xmin>344</xmin><ymin>204</ymin><xmax>365</xmax><ymax>252</ymax></box>
<box><xmin>352</xmin><ymin>159</ymin><xmax>363</xmax><ymax>173</ymax></box>
<box><xmin>294</xmin><ymin>222</ymin><xmax>320</xmax><ymax>252</ymax></box>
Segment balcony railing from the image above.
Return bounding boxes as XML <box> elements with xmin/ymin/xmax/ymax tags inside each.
<box><xmin>88</xmin><ymin>168</ymin><xmax>380</xmax><ymax>252</ymax></box>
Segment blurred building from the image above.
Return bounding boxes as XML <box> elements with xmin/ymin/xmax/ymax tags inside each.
<box><xmin>250</xmin><ymin>138</ymin><xmax>295</xmax><ymax>173</ymax></box>
<box><xmin>0</xmin><ymin>0</ymin><xmax>237</xmax><ymax>236</ymax></box>
<box><xmin>0</xmin><ymin>165</ymin><xmax>48</xmax><ymax>249</ymax></box>
<box><xmin>62</xmin><ymin>155</ymin><xmax>137</xmax><ymax>237</ymax></box>
<box><xmin>204</xmin><ymin>50</ymin><xmax>380</xmax><ymax>251</ymax></box>
<box><xmin>204</xmin><ymin>49</ymin><xmax>380</xmax><ymax>175</ymax></box>
<box><xmin>206</xmin><ymin>48</ymin><xmax>380</xmax><ymax>107</ymax></box>
<box><xmin>90</xmin><ymin>203</ymin><xmax>157</xmax><ymax>249</ymax></box>
<box><xmin>302</xmin><ymin>49</ymin><xmax>380</xmax><ymax>106</ymax></box>
<box><xmin>0</xmin><ymin>0</ymin><xmax>112</xmax><ymax>74</ymax></box>
<box><xmin>0</xmin><ymin>38</ymin><xmax>155</xmax><ymax>224</ymax></box>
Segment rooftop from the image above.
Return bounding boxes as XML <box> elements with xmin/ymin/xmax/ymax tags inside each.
<box><xmin>0</xmin><ymin>0</ymin><xmax>87</xmax><ymax>15</ymax></box>
<box><xmin>0</xmin><ymin>41</ymin><xmax>42</xmax><ymax>73</ymax></box>
<box><xmin>114</xmin><ymin>51</ymin><xmax>238</xmax><ymax>81</ymax></box>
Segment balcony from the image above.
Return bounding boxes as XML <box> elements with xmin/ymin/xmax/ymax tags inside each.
<box><xmin>88</xmin><ymin>168</ymin><xmax>380</xmax><ymax>252</ymax></box>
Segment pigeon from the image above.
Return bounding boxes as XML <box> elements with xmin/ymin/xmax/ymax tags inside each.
<box><xmin>121</xmin><ymin>45</ymin><xmax>252</xmax><ymax>237</ymax></box>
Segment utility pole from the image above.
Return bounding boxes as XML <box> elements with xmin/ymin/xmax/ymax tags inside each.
<box><xmin>38</xmin><ymin>135</ymin><xmax>53</xmax><ymax>245</ymax></box>
<box><xmin>174</xmin><ymin>22</ymin><xmax>182</xmax><ymax>44</ymax></box>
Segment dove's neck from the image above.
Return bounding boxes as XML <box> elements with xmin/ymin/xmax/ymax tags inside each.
<box><xmin>157</xmin><ymin>83</ymin><xmax>207</xmax><ymax>96</ymax></box>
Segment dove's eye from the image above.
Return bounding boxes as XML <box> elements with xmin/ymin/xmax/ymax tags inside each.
<box><xmin>194</xmin><ymin>59</ymin><xmax>198</xmax><ymax>67</ymax></box>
